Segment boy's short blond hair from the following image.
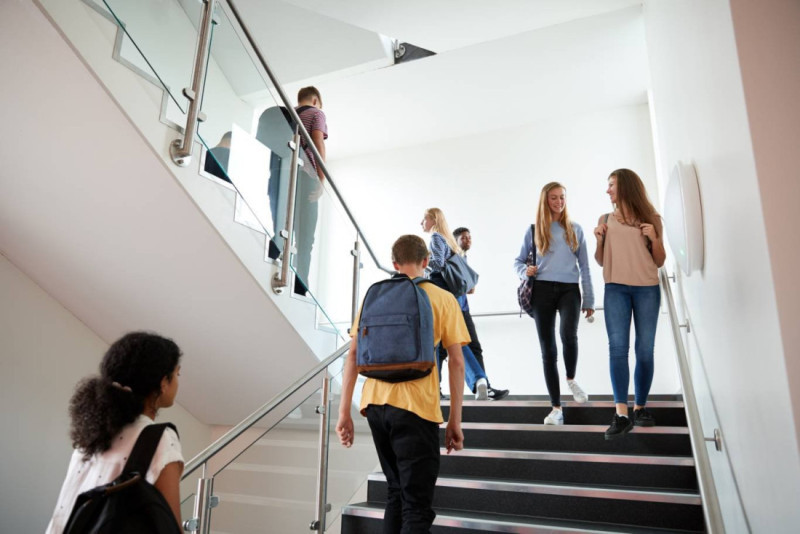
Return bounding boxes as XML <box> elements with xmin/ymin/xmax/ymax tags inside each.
<box><xmin>392</xmin><ymin>235</ymin><xmax>429</xmax><ymax>265</ymax></box>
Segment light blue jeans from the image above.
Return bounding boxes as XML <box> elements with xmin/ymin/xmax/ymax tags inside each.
<box><xmin>437</xmin><ymin>343</ymin><xmax>487</xmax><ymax>393</ymax></box>
<box><xmin>604</xmin><ymin>283</ymin><xmax>661</xmax><ymax>406</ymax></box>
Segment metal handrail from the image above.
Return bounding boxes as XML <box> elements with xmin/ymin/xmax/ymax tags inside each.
<box><xmin>222</xmin><ymin>0</ymin><xmax>394</xmax><ymax>275</ymax></box>
<box><xmin>659</xmin><ymin>268</ymin><xmax>724</xmax><ymax>533</ymax></box>
<box><xmin>181</xmin><ymin>343</ymin><xmax>350</xmax><ymax>479</ymax></box>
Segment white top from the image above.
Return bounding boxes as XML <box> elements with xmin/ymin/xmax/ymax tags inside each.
<box><xmin>46</xmin><ymin>415</ymin><xmax>184</xmax><ymax>534</ymax></box>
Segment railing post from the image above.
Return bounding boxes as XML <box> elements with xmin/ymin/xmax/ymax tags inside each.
<box><xmin>183</xmin><ymin>463</ymin><xmax>214</xmax><ymax>533</ymax></box>
<box><xmin>351</xmin><ymin>239</ymin><xmax>362</xmax><ymax>327</ymax></box>
<box><xmin>310</xmin><ymin>371</ymin><xmax>332</xmax><ymax>532</ymax></box>
<box><xmin>272</xmin><ymin>129</ymin><xmax>301</xmax><ymax>294</ymax></box>
<box><xmin>170</xmin><ymin>0</ymin><xmax>215</xmax><ymax>167</ymax></box>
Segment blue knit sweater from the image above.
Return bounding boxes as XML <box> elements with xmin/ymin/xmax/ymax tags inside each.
<box><xmin>514</xmin><ymin>222</ymin><xmax>595</xmax><ymax>309</ymax></box>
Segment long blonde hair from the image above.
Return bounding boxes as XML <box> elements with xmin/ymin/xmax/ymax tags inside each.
<box><xmin>425</xmin><ymin>208</ymin><xmax>463</xmax><ymax>256</ymax></box>
<box><xmin>535</xmin><ymin>182</ymin><xmax>579</xmax><ymax>254</ymax></box>
<box><xmin>609</xmin><ymin>169</ymin><xmax>660</xmax><ymax>232</ymax></box>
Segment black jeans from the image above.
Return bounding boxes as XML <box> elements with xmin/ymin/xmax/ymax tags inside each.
<box><xmin>365</xmin><ymin>404</ymin><xmax>440</xmax><ymax>534</ymax></box>
<box><xmin>531</xmin><ymin>280</ymin><xmax>581</xmax><ymax>407</ymax></box>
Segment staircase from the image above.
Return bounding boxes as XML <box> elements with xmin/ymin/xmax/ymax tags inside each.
<box><xmin>341</xmin><ymin>395</ymin><xmax>705</xmax><ymax>533</ymax></box>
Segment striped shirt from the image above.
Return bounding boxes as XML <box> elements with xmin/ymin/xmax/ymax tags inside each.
<box><xmin>296</xmin><ymin>106</ymin><xmax>328</xmax><ymax>174</ymax></box>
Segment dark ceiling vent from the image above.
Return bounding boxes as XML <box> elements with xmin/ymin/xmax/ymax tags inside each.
<box><xmin>394</xmin><ymin>41</ymin><xmax>436</xmax><ymax>64</ymax></box>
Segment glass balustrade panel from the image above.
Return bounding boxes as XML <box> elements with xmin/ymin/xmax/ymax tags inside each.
<box><xmin>101</xmin><ymin>0</ymin><xmax>202</xmax><ymax>126</ymax></box>
<box><xmin>196</xmin><ymin>4</ymin><xmax>364</xmax><ymax>341</ymax></box>
<box><xmin>324</xmin><ymin>371</ymin><xmax>379</xmax><ymax>531</ymax></box>
<box><xmin>205</xmin><ymin>383</ymin><xmax>326</xmax><ymax>534</ymax></box>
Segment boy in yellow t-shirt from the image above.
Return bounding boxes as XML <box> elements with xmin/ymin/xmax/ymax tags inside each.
<box><xmin>336</xmin><ymin>234</ymin><xmax>468</xmax><ymax>532</ymax></box>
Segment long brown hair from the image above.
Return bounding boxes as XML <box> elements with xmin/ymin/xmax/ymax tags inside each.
<box><xmin>609</xmin><ymin>169</ymin><xmax>660</xmax><ymax>232</ymax></box>
<box><xmin>536</xmin><ymin>182</ymin><xmax>578</xmax><ymax>254</ymax></box>
<box><xmin>425</xmin><ymin>208</ymin><xmax>463</xmax><ymax>256</ymax></box>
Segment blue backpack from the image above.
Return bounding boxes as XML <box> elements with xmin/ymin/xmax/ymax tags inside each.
<box><xmin>356</xmin><ymin>274</ymin><xmax>436</xmax><ymax>382</ymax></box>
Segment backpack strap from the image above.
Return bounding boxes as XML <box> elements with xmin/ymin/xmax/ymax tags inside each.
<box><xmin>122</xmin><ymin>423</ymin><xmax>177</xmax><ymax>476</ymax></box>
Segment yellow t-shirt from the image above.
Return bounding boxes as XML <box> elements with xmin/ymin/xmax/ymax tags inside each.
<box><xmin>352</xmin><ymin>279</ymin><xmax>470</xmax><ymax>424</ymax></box>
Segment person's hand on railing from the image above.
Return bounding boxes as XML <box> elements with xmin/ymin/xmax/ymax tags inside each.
<box><xmin>336</xmin><ymin>413</ymin><xmax>355</xmax><ymax>448</ymax></box>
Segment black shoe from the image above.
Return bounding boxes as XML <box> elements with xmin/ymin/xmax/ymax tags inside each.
<box><xmin>633</xmin><ymin>407</ymin><xmax>656</xmax><ymax>427</ymax></box>
<box><xmin>604</xmin><ymin>414</ymin><xmax>633</xmax><ymax>440</ymax></box>
<box><xmin>487</xmin><ymin>387</ymin><xmax>509</xmax><ymax>401</ymax></box>
<box><xmin>439</xmin><ymin>389</ymin><xmax>449</xmax><ymax>401</ymax></box>
<box><xmin>294</xmin><ymin>278</ymin><xmax>308</xmax><ymax>296</ymax></box>
<box><xmin>267</xmin><ymin>240</ymin><xmax>281</xmax><ymax>260</ymax></box>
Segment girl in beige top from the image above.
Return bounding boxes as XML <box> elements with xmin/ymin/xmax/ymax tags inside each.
<box><xmin>593</xmin><ymin>169</ymin><xmax>666</xmax><ymax>440</ymax></box>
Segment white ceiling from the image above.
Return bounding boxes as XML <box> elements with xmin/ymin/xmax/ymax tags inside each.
<box><xmin>278</xmin><ymin>4</ymin><xmax>650</xmax><ymax>159</ymax></box>
<box><xmin>281</xmin><ymin>0</ymin><xmax>642</xmax><ymax>52</ymax></box>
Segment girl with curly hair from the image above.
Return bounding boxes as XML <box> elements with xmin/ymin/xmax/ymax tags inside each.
<box><xmin>47</xmin><ymin>332</ymin><xmax>184</xmax><ymax>533</ymax></box>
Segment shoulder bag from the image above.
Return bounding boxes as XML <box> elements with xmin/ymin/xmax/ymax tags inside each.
<box><xmin>517</xmin><ymin>224</ymin><xmax>536</xmax><ymax>318</ymax></box>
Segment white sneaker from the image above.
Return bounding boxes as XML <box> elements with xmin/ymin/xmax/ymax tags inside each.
<box><xmin>567</xmin><ymin>379</ymin><xmax>588</xmax><ymax>403</ymax></box>
<box><xmin>544</xmin><ymin>408</ymin><xmax>564</xmax><ymax>425</ymax></box>
<box><xmin>475</xmin><ymin>378</ymin><xmax>488</xmax><ymax>400</ymax></box>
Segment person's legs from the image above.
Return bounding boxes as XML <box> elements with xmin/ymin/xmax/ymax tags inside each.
<box><xmin>383</xmin><ymin>405</ymin><xmax>440</xmax><ymax>533</ymax></box>
<box><xmin>462</xmin><ymin>344</ymin><xmax>488</xmax><ymax>395</ymax></box>
<box><xmin>267</xmin><ymin>153</ymin><xmax>283</xmax><ymax>259</ymax></box>
<box><xmin>604</xmin><ymin>284</ymin><xmax>635</xmax><ymax>439</ymax></box>
<box><xmin>631</xmin><ymin>285</ymin><xmax>661</xmax><ymax>408</ymax></box>
<box><xmin>292</xmin><ymin>172</ymin><xmax>319</xmax><ymax>295</ymax></box>
<box><xmin>532</xmin><ymin>281</ymin><xmax>560</xmax><ymax>407</ymax></box>
<box><xmin>365</xmin><ymin>405</ymin><xmax>403</xmax><ymax>533</ymax></box>
<box><xmin>557</xmin><ymin>283</ymin><xmax>581</xmax><ymax>380</ymax></box>
<box><xmin>462</xmin><ymin>310</ymin><xmax>486</xmax><ymax>371</ymax></box>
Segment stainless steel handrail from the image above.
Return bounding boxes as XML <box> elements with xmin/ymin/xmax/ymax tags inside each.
<box><xmin>659</xmin><ymin>268</ymin><xmax>724</xmax><ymax>533</ymax></box>
<box><xmin>181</xmin><ymin>343</ymin><xmax>350</xmax><ymax>479</ymax></box>
<box><xmin>222</xmin><ymin>0</ymin><xmax>393</xmax><ymax>275</ymax></box>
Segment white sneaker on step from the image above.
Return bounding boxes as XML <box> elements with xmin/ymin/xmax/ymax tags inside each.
<box><xmin>475</xmin><ymin>378</ymin><xmax>489</xmax><ymax>400</ymax></box>
<box><xmin>567</xmin><ymin>379</ymin><xmax>588</xmax><ymax>403</ymax></box>
<box><xmin>544</xmin><ymin>408</ymin><xmax>564</xmax><ymax>425</ymax></box>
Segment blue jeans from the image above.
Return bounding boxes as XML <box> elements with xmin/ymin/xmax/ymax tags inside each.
<box><xmin>437</xmin><ymin>343</ymin><xmax>487</xmax><ymax>393</ymax></box>
<box><xmin>604</xmin><ymin>283</ymin><xmax>661</xmax><ymax>406</ymax></box>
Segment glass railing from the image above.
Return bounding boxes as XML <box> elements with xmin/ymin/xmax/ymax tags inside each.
<box><xmin>101</xmin><ymin>0</ymin><xmax>198</xmax><ymax>127</ymax></box>
<box><xmin>88</xmin><ymin>2</ymin><xmax>394</xmax><ymax>530</ymax></box>
<box><xmin>181</xmin><ymin>346</ymin><xmax>377</xmax><ymax>533</ymax></box>
<box><xmin>99</xmin><ymin>0</ymin><xmax>396</xmax><ymax>341</ymax></box>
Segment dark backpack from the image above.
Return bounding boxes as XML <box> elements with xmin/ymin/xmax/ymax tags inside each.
<box><xmin>356</xmin><ymin>274</ymin><xmax>436</xmax><ymax>382</ymax></box>
<box><xmin>63</xmin><ymin>423</ymin><xmax>182</xmax><ymax>534</ymax></box>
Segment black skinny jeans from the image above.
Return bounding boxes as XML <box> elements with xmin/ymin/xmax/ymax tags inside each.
<box><xmin>532</xmin><ymin>280</ymin><xmax>581</xmax><ymax>407</ymax></box>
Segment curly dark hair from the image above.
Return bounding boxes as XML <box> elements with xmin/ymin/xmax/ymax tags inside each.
<box><xmin>69</xmin><ymin>332</ymin><xmax>181</xmax><ymax>459</ymax></box>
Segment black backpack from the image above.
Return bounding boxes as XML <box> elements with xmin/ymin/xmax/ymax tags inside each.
<box><xmin>63</xmin><ymin>423</ymin><xmax>182</xmax><ymax>534</ymax></box>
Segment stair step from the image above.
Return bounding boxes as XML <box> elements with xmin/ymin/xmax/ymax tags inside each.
<box><xmin>443</xmin><ymin>400</ymin><xmax>687</xmax><ymax>426</ymax></box>
<box><xmin>443</xmin><ymin>423</ymin><xmax>692</xmax><ymax>456</ymax></box>
<box><xmin>438</xmin><ymin>448</ymin><xmax>698</xmax><ymax>490</ymax></box>
<box><xmin>366</xmin><ymin>473</ymin><xmax>704</xmax><ymax>531</ymax></box>
<box><xmin>343</xmin><ymin>502</ymin><xmax>703</xmax><ymax>533</ymax></box>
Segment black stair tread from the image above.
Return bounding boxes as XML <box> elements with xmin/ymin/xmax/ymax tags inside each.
<box><xmin>343</xmin><ymin>501</ymin><xmax>703</xmax><ymax>533</ymax></box>
<box><xmin>446</xmin><ymin>399</ymin><xmax>685</xmax><ymax>408</ymax></box>
<box><xmin>458</xmin><ymin>422</ymin><xmax>689</xmax><ymax>433</ymax></box>
<box><xmin>366</xmin><ymin>472</ymin><xmax>702</xmax><ymax>504</ymax></box>
<box><xmin>444</xmin><ymin>394</ymin><xmax>684</xmax><ymax>403</ymax></box>
<box><xmin>439</xmin><ymin>447</ymin><xmax>695</xmax><ymax>465</ymax></box>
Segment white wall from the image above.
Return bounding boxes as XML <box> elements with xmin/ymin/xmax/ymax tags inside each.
<box><xmin>324</xmin><ymin>104</ymin><xmax>680</xmax><ymax>396</ymax></box>
<box><xmin>729</xmin><ymin>0</ymin><xmax>800</xmax><ymax>445</ymax></box>
<box><xmin>0</xmin><ymin>253</ymin><xmax>211</xmax><ymax>532</ymax></box>
<box><xmin>643</xmin><ymin>1</ymin><xmax>800</xmax><ymax>531</ymax></box>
